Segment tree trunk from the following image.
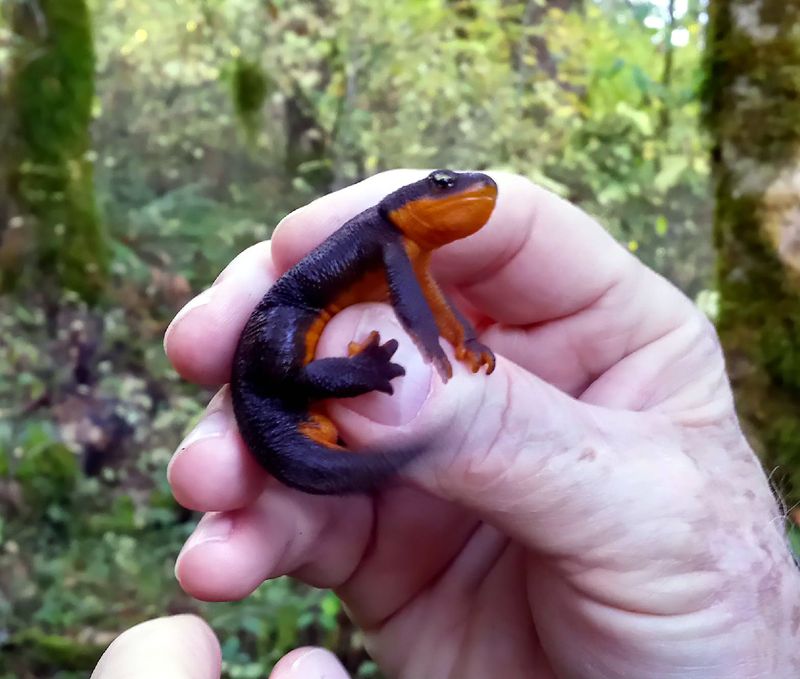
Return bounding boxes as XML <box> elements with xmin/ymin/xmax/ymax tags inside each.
<box><xmin>705</xmin><ymin>0</ymin><xmax>800</xmax><ymax>501</ymax></box>
<box><xmin>5</xmin><ymin>0</ymin><xmax>107</xmax><ymax>302</ymax></box>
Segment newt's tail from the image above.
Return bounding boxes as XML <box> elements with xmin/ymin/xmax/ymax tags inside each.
<box><xmin>232</xmin><ymin>387</ymin><xmax>429</xmax><ymax>495</ymax></box>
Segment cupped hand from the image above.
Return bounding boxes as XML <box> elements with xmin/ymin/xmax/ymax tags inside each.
<box><xmin>163</xmin><ymin>171</ymin><xmax>800</xmax><ymax>679</ymax></box>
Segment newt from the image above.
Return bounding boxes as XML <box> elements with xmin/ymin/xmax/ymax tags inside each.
<box><xmin>231</xmin><ymin>169</ymin><xmax>498</xmax><ymax>495</ymax></box>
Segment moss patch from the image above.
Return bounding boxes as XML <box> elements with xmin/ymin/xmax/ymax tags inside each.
<box><xmin>705</xmin><ymin>0</ymin><xmax>800</xmax><ymax>502</ymax></box>
<box><xmin>230</xmin><ymin>56</ymin><xmax>269</xmax><ymax>140</ymax></box>
<box><xmin>9</xmin><ymin>0</ymin><xmax>107</xmax><ymax>302</ymax></box>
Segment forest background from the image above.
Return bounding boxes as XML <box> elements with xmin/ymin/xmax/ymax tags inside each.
<box><xmin>2</xmin><ymin>0</ymin><xmax>799</xmax><ymax>677</ymax></box>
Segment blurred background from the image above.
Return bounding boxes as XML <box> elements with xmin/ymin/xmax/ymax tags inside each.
<box><xmin>1</xmin><ymin>0</ymin><xmax>798</xmax><ymax>676</ymax></box>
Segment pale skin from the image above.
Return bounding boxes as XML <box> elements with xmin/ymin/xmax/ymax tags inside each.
<box><xmin>92</xmin><ymin>171</ymin><xmax>800</xmax><ymax>679</ymax></box>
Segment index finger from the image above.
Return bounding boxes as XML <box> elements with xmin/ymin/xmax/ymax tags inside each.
<box><xmin>165</xmin><ymin>170</ymin><xmax>686</xmax><ymax>388</ymax></box>
<box><xmin>271</xmin><ymin>170</ymin><xmax>634</xmax><ymax>325</ymax></box>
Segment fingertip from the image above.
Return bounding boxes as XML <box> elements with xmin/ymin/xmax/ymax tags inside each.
<box><xmin>176</xmin><ymin>539</ymin><xmax>261</xmax><ymax>602</ymax></box>
<box><xmin>168</xmin><ymin>388</ymin><xmax>268</xmax><ymax>512</ymax></box>
<box><xmin>91</xmin><ymin>614</ymin><xmax>221</xmax><ymax>679</ymax></box>
<box><xmin>164</xmin><ymin>242</ymin><xmax>279</xmax><ymax>386</ymax></box>
<box><xmin>168</xmin><ymin>427</ymin><xmax>267</xmax><ymax>512</ymax></box>
<box><xmin>270</xmin><ymin>647</ymin><xmax>351</xmax><ymax>679</ymax></box>
<box><xmin>164</xmin><ymin>287</ymin><xmax>220</xmax><ymax>384</ymax></box>
<box><xmin>175</xmin><ymin>510</ymin><xmax>261</xmax><ymax>601</ymax></box>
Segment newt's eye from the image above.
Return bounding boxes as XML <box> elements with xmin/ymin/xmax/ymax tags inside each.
<box><xmin>429</xmin><ymin>170</ymin><xmax>457</xmax><ymax>189</ymax></box>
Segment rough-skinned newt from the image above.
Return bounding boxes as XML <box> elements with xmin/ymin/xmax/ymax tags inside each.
<box><xmin>231</xmin><ymin>169</ymin><xmax>498</xmax><ymax>495</ymax></box>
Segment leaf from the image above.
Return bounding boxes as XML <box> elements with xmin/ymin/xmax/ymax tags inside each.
<box><xmin>631</xmin><ymin>65</ymin><xmax>652</xmax><ymax>95</ymax></box>
<box><xmin>789</xmin><ymin>524</ymin><xmax>800</xmax><ymax>560</ymax></box>
<box><xmin>654</xmin><ymin>155</ymin><xmax>689</xmax><ymax>193</ymax></box>
<box><xmin>615</xmin><ymin>102</ymin><xmax>653</xmax><ymax>136</ymax></box>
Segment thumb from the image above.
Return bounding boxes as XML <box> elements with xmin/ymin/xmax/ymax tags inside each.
<box><xmin>317</xmin><ymin>304</ymin><xmax>696</xmax><ymax>557</ymax></box>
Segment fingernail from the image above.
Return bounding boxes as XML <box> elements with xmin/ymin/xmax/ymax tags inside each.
<box><xmin>184</xmin><ymin>410</ymin><xmax>229</xmax><ymax>447</ymax></box>
<box><xmin>175</xmin><ymin>512</ymin><xmax>234</xmax><ymax>579</ymax></box>
<box><xmin>273</xmin><ymin>203</ymin><xmax>309</xmax><ymax>238</ymax></box>
<box><xmin>192</xmin><ymin>512</ymin><xmax>233</xmax><ymax>544</ymax></box>
<box><xmin>289</xmin><ymin>648</ymin><xmax>349</xmax><ymax>679</ymax></box>
<box><xmin>164</xmin><ymin>287</ymin><xmax>215</xmax><ymax>353</ymax></box>
<box><xmin>205</xmin><ymin>385</ymin><xmax>230</xmax><ymax>412</ymax></box>
<box><xmin>167</xmin><ymin>407</ymin><xmax>229</xmax><ymax>480</ymax></box>
<box><xmin>213</xmin><ymin>241</ymin><xmax>272</xmax><ymax>287</ymax></box>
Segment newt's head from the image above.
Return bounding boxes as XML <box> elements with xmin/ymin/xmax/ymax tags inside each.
<box><xmin>381</xmin><ymin>170</ymin><xmax>498</xmax><ymax>250</ymax></box>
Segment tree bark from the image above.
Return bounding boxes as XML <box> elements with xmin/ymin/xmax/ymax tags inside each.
<box><xmin>5</xmin><ymin>0</ymin><xmax>107</xmax><ymax>302</ymax></box>
<box><xmin>705</xmin><ymin>0</ymin><xmax>800</xmax><ymax>501</ymax></box>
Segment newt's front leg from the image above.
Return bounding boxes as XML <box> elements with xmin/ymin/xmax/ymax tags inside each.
<box><xmin>412</xmin><ymin>254</ymin><xmax>495</xmax><ymax>375</ymax></box>
<box><xmin>383</xmin><ymin>239</ymin><xmax>454</xmax><ymax>381</ymax></box>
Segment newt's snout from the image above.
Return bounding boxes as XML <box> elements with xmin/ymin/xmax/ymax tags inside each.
<box><xmin>387</xmin><ymin>170</ymin><xmax>498</xmax><ymax>249</ymax></box>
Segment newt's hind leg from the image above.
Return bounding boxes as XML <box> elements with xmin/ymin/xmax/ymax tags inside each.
<box><xmin>300</xmin><ymin>332</ymin><xmax>405</xmax><ymax>400</ymax></box>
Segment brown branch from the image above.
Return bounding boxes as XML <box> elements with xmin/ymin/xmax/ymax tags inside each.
<box><xmin>659</xmin><ymin>0</ymin><xmax>677</xmax><ymax>133</ymax></box>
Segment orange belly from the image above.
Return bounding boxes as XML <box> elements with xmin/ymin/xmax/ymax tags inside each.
<box><xmin>303</xmin><ymin>267</ymin><xmax>390</xmax><ymax>364</ymax></box>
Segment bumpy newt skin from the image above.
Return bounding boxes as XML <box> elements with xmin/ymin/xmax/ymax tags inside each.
<box><xmin>231</xmin><ymin>170</ymin><xmax>498</xmax><ymax>495</ymax></box>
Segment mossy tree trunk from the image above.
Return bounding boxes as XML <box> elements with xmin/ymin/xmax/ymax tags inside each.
<box><xmin>705</xmin><ymin>0</ymin><xmax>800</xmax><ymax>501</ymax></box>
<box><xmin>4</xmin><ymin>0</ymin><xmax>107</xmax><ymax>302</ymax></box>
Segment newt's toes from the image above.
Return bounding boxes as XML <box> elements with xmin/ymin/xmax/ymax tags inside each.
<box><xmin>457</xmin><ymin>341</ymin><xmax>495</xmax><ymax>375</ymax></box>
<box><xmin>348</xmin><ymin>330</ymin><xmax>382</xmax><ymax>357</ymax></box>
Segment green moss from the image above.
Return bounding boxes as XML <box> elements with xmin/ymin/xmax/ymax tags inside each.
<box><xmin>9</xmin><ymin>0</ymin><xmax>107</xmax><ymax>302</ymax></box>
<box><xmin>705</xmin><ymin>0</ymin><xmax>800</xmax><ymax>503</ymax></box>
<box><xmin>231</xmin><ymin>57</ymin><xmax>269</xmax><ymax>139</ymax></box>
<box><xmin>704</xmin><ymin>1</ymin><xmax>800</xmax><ymax>168</ymax></box>
<box><xmin>7</xmin><ymin>629</ymin><xmax>104</xmax><ymax>671</ymax></box>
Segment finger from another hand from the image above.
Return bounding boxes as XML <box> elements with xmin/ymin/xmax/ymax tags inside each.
<box><xmin>91</xmin><ymin>615</ymin><xmax>220</xmax><ymax>679</ymax></box>
<box><xmin>270</xmin><ymin>648</ymin><xmax>351</xmax><ymax>679</ymax></box>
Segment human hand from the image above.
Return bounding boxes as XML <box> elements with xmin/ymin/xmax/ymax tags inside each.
<box><xmin>164</xmin><ymin>171</ymin><xmax>800</xmax><ymax>678</ymax></box>
<box><xmin>89</xmin><ymin>614</ymin><xmax>352</xmax><ymax>678</ymax></box>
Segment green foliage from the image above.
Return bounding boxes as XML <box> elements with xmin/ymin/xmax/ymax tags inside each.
<box><xmin>7</xmin><ymin>0</ymin><xmax>108</xmax><ymax>301</ymax></box>
<box><xmin>83</xmin><ymin>0</ymin><xmax>711</xmax><ymax>291</ymax></box>
<box><xmin>230</xmin><ymin>56</ymin><xmax>269</xmax><ymax>138</ymax></box>
<box><xmin>12</xmin><ymin>425</ymin><xmax>78</xmax><ymax>511</ymax></box>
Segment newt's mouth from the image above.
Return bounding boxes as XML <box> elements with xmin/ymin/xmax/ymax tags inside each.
<box><xmin>388</xmin><ymin>182</ymin><xmax>498</xmax><ymax>248</ymax></box>
<box><xmin>424</xmin><ymin>184</ymin><xmax>497</xmax><ymax>214</ymax></box>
